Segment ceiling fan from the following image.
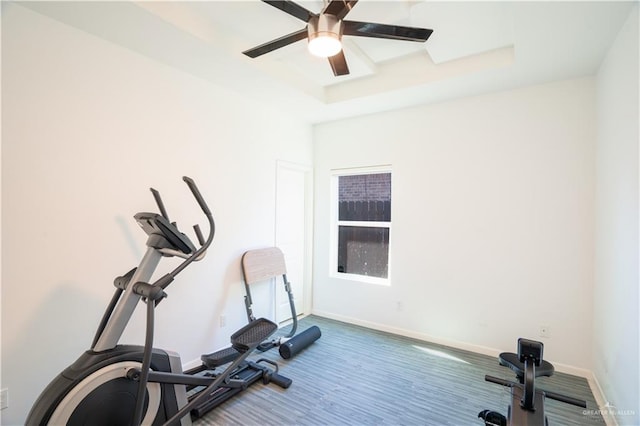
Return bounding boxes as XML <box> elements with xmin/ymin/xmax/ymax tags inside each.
<box><xmin>242</xmin><ymin>0</ymin><xmax>433</xmax><ymax>76</ymax></box>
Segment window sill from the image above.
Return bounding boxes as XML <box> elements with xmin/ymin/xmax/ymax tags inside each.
<box><xmin>331</xmin><ymin>272</ymin><xmax>390</xmax><ymax>286</ymax></box>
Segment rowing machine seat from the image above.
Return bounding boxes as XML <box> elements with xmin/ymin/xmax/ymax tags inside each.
<box><xmin>498</xmin><ymin>352</ymin><xmax>554</xmax><ymax>382</ymax></box>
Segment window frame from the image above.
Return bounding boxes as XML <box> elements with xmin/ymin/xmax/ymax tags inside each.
<box><xmin>329</xmin><ymin>165</ymin><xmax>392</xmax><ymax>286</ymax></box>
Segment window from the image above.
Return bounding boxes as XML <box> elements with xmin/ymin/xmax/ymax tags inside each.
<box><xmin>331</xmin><ymin>167</ymin><xmax>391</xmax><ymax>284</ymax></box>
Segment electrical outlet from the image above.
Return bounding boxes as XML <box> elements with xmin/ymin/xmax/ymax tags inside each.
<box><xmin>220</xmin><ymin>315</ymin><xmax>226</xmax><ymax>328</ymax></box>
<box><xmin>539</xmin><ymin>325</ymin><xmax>551</xmax><ymax>338</ymax></box>
<box><xmin>1</xmin><ymin>388</ymin><xmax>8</xmax><ymax>410</ymax></box>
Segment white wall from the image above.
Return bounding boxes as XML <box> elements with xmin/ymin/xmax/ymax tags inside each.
<box><xmin>594</xmin><ymin>5</ymin><xmax>639</xmax><ymax>425</ymax></box>
<box><xmin>314</xmin><ymin>77</ymin><xmax>596</xmax><ymax>370</ymax></box>
<box><xmin>1</xmin><ymin>4</ymin><xmax>312</xmax><ymax>424</ymax></box>
<box><xmin>0</xmin><ymin>3</ymin><xmax>3</xmax><ymax>422</ymax></box>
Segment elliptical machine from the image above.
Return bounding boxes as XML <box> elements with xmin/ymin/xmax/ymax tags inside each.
<box><xmin>479</xmin><ymin>338</ymin><xmax>587</xmax><ymax>426</ymax></box>
<box><xmin>26</xmin><ymin>177</ymin><xmax>290</xmax><ymax>426</ymax></box>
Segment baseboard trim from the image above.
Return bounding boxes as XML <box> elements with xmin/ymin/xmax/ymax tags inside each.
<box><xmin>312</xmin><ymin>309</ymin><xmax>502</xmax><ymax>358</ymax></box>
<box><xmin>311</xmin><ymin>309</ymin><xmax>615</xmax><ymax>425</ymax></box>
<box><xmin>588</xmin><ymin>373</ymin><xmax>618</xmax><ymax>426</ymax></box>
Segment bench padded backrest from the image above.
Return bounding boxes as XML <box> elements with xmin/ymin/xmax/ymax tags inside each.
<box><xmin>242</xmin><ymin>247</ymin><xmax>287</xmax><ymax>285</ymax></box>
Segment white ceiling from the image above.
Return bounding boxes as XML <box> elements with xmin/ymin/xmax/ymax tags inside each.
<box><xmin>21</xmin><ymin>1</ymin><xmax>635</xmax><ymax>123</ymax></box>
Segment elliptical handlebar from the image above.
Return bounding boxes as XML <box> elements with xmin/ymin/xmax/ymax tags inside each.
<box><xmin>153</xmin><ymin>176</ymin><xmax>216</xmax><ymax>289</ymax></box>
<box><xmin>183</xmin><ymin>176</ymin><xmax>211</xmax><ymax>216</ymax></box>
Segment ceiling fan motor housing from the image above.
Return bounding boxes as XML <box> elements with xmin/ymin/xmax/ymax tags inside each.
<box><xmin>307</xmin><ymin>14</ymin><xmax>343</xmax><ymax>57</ymax></box>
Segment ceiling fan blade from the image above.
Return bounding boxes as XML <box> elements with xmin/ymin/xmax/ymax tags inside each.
<box><xmin>343</xmin><ymin>20</ymin><xmax>433</xmax><ymax>42</ymax></box>
<box><xmin>328</xmin><ymin>50</ymin><xmax>350</xmax><ymax>76</ymax></box>
<box><xmin>322</xmin><ymin>0</ymin><xmax>358</xmax><ymax>20</ymax></box>
<box><xmin>243</xmin><ymin>28</ymin><xmax>308</xmax><ymax>58</ymax></box>
<box><xmin>262</xmin><ymin>0</ymin><xmax>317</xmax><ymax>22</ymax></box>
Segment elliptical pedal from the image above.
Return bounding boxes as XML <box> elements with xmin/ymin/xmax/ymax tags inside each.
<box><xmin>201</xmin><ymin>317</ymin><xmax>278</xmax><ymax>369</ymax></box>
<box><xmin>201</xmin><ymin>347</ymin><xmax>240</xmax><ymax>368</ymax></box>
<box><xmin>231</xmin><ymin>318</ymin><xmax>278</xmax><ymax>353</ymax></box>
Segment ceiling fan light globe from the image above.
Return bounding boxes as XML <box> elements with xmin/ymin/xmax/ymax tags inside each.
<box><xmin>308</xmin><ymin>34</ymin><xmax>342</xmax><ymax>57</ymax></box>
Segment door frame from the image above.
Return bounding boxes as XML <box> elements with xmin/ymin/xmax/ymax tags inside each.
<box><xmin>275</xmin><ymin>160</ymin><xmax>313</xmax><ymax>320</ymax></box>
